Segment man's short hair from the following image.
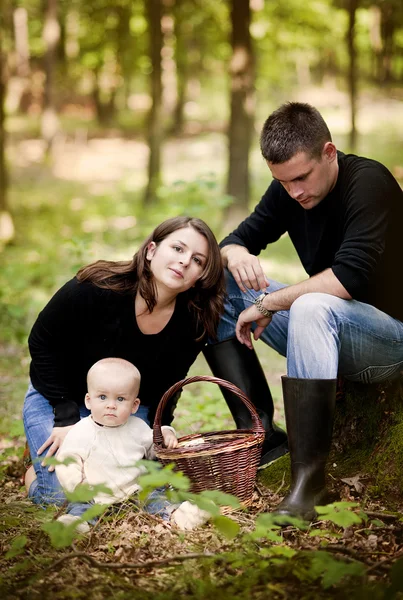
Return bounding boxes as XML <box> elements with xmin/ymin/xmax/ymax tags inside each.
<box><xmin>260</xmin><ymin>102</ymin><xmax>332</xmax><ymax>164</ymax></box>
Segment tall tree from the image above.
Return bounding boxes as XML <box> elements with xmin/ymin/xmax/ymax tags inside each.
<box><xmin>346</xmin><ymin>0</ymin><xmax>358</xmax><ymax>150</ymax></box>
<box><xmin>0</xmin><ymin>21</ymin><xmax>14</xmax><ymax>246</ymax></box>
<box><xmin>226</xmin><ymin>0</ymin><xmax>255</xmax><ymax>223</ymax></box>
<box><xmin>144</xmin><ymin>0</ymin><xmax>163</xmax><ymax>204</ymax></box>
<box><xmin>41</xmin><ymin>0</ymin><xmax>61</xmax><ymax>152</ymax></box>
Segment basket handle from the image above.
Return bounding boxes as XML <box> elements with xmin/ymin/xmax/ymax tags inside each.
<box><xmin>153</xmin><ymin>375</ymin><xmax>265</xmax><ymax>446</ymax></box>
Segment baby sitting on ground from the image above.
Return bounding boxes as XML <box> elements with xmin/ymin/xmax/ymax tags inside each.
<box><xmin>55</xmin><ymin>357</ymin><xmax>208</xmax><ymax>532</ymax></box>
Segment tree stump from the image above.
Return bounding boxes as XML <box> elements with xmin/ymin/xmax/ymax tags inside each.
<box><xmin>258</xmin><ymin>378</ymin><xmax>403</xmax><ymax>506</ymax></box>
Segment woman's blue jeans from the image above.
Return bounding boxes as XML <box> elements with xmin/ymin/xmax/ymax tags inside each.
<box><xmin>22</xmin><ymin>384</ymin><xmax>151</xmax><ymax>514</ymax></box>
<box><xmin>216</xmin><ymin>270</ymin><xmax>403</xmax><ymax>382</ymax></box>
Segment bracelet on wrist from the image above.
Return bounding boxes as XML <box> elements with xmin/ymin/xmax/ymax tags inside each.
<box><xmin>254</xmin><ymin>292</ymin><xmax>277</xmax><ymax>318</ymax></box>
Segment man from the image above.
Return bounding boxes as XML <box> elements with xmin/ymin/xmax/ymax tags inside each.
<box><xmin>204</xmin><ymin>102</ymin><xmax>403</xmax><ymax>521</ymax></box>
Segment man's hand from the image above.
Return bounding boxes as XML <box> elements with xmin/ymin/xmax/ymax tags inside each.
<box><xmin>162</xmin><ymin>429</ymin><xmax>178</xmax><ymax>449</ymax></box>
<box><xmin>222</xmin><ymin>245</ymin><xmax>268</xmax><ymax>292</ymax></box>
<box><xmin>235</xmin><ymin>305</ymin><xmax>272</xmax><ymax>349</ymax></box>
<box><xmin>38</xmin><ymin>425</ymin><xmax>74</xmax><ymax>471</ymax></box>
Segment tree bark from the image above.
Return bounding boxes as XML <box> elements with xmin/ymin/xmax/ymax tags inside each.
<box><xmin>41</xmin><ymin>0</ymin><xmax>60</xmax><ymax>153</ymax></box>
<box><xmin>347</xmin><ymin>0</ymin><xmax>358</xmax><ymax>151</ymax></box>
<box><xmin>0</xmin><ymin>29</ymin><xmax>15</xmax><ymax>245</ymax></box>
<box><xmin>144</xmin><ymin>0</ymin><xmax>164</xmax><ymax>205</ymax></box>
<box><xmin>226</xmin><ymin>0</ymin><xmax>255</xmax><ymax>225</ymax></box>
<box><xmin>171</xmin><ymin>0</ymin><xmax>187</xmax><ymax>135</ymax></box>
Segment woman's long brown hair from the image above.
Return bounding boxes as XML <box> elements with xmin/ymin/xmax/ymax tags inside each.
<box><xmin>76</xmin><ymin>216</ymin><xmax>225</xmax><ymax>340</ymax></box>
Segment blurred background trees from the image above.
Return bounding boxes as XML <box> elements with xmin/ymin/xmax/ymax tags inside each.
<box><xmin>1</xmin><ymin>0</ymin><xmax>401</xmax><ymax>208</ymax></box>
<box><xmin>0</xmin><ymin>0</ymin><xmax>402</xmax><ymax>345</ymax></box>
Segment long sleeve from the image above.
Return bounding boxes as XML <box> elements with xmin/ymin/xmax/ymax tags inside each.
<box><xmin>220</xmin><ymin>180</ymin><xmax>287</xmax><ymax>255</ymax></box>
<box><xmin>28</xmin><ymin>279</ymin><xmax>107</xmax><ymax>426</ymax></box>
<box><xmin>55</xmin><ymin>419</ymin><xmax>93</xmax><ymax>492</ymax></box>
<box><xmin>331</xmin><ymin>161</ymin><xmax>393</xmax><ymax>300</ymax></box>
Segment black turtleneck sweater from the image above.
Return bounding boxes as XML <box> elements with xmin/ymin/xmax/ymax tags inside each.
<box><xmin>221</xmin><ymin>152</ymin><xmax>403</xmax><ymax>322</ymax></box>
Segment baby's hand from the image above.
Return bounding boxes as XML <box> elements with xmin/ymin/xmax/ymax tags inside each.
<box><xmin>162</xmin><ymin>429</ymin><xmax>178</xmax><ymax>449</ymax></box>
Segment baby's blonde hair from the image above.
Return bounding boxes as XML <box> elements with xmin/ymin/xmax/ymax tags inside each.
<box><xmin>87</xmin><ymin>358</ymin><xmax>141</xmax><ymax>395</ymax></box>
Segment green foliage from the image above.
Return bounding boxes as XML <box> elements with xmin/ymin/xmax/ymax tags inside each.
<box><xmin>309</xmin><ymin>550</ymin><xmax>366</xmax><ymax>589</ymax></box>
<box><xmin>137</xmin><ymin>461</ymin><xmax>191</xmax><ymax>498</ymax></box>
<box><xmin>5</xmin><ymin>535</ymin><xmax>27</xmax><ymax>559</ymax></box>
<box><xmin>42</xmin><ymin>519</ymin><xmax>86</xmax><ymax>549</ymax></box>
<box><xmin>210</xmin><ymin>515</ymin><xmax>239</xmax><ymax>540</ymax></box>
<box><xmin>385</xmin><ymin>558</ymin><xmax>403</xmax><ymax>600</ymax></box>
<box><xmin>315</xmin><ymin>501</ymin><xmax>363</xmax><ymax>528</ymax></box>
<box><xmin>65</xmin><ymin>483</ymin><xmax>112</xmax><ymax>504</ymax></box>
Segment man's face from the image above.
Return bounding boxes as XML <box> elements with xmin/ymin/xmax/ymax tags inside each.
<box><xmin>267</xmin><ymin>143</ymin><xmax>338</xmax><ymax>210</ymax></box>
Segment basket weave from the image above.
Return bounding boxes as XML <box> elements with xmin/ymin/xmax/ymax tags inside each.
<box><xmin>153</xmin><ymin>375</ymin><xmax>265</xmax><ymax>506</ymax></box>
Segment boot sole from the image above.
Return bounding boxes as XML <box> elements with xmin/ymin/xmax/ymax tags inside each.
<box><xmin>257</xmin><ymin>442</ymin><xmax>289</xmax><ymax>470</ymax></box>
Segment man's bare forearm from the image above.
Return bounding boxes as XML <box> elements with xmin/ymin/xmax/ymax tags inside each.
<box><xmin>262</xmin><ymin>268</ymin><xmax>352</xmax><ymax>312</ymax></box>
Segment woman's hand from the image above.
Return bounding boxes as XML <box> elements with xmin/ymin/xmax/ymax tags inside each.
<box><xmin>235</xmin><ymin>305</ymin><xmax>272</xmax><ymax>349</ymax></box>
<box><xmin>38</xmin><ymin>426</ymin><xmax>74</xmax><ymax>471</ymax></box>
<box><xmin>162</xmin><ymin>429</ymin><xmax>179</xmax><ymax>449</ymax></box>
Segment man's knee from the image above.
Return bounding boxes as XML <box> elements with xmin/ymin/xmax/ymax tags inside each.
<box><xmin>290</xmin><ymin>293</ymin><xmax>336</xmax><ymax>322</ymax></box>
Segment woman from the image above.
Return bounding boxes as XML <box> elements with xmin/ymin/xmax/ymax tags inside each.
<box><xmin>23</xmin><ymin>216</ymin><xmax>225</xmax><ymax>505</ymax></box>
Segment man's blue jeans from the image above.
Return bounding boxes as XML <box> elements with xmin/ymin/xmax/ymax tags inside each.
<box><xmin>217</xmin><ymin>270</ymin><xmax>403</xmax><ymax>382</ymax></box>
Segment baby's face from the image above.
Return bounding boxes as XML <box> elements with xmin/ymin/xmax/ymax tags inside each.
<box><xmin>85</xmin><ymin>369</ymin><xmax>140</xmax><ymax>427</ymax></box>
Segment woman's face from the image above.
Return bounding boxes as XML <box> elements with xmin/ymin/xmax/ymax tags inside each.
<box><xmin>146</xmin><ymin>226</ymin><xmax>209</xmax><ymax>294</ymax></box>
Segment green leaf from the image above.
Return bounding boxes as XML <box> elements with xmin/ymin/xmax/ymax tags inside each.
<box><xmin>272</xmin><ymin>514</ymin><xmax>308</xmax><ymax>530</ymax></box>
<box><xmin>385</xmin><ymin>558</ymin><xmax>403</xmax><ymax>600</ymax></box>
<box><xmin>197</xmin><ymin>490</ymin><xmax>241</xmax><ymax>509</ymax></box>
<box><xmin>249</xmin><ymin>513</ymin><xmax>283</xmax><ymax>543</ymax></box>
<box><xmin>308</xmin><ymin>529</ymin><xmax>342</xmax><ymax>538</ymax></box>
<box><xmin>42</xmin><ymin>521</ymin><xmax>81</xmax><ymax>548</ymax></box>
<box><xmin>80</xmin><ymin>504</ymin><xmax>106</xmax><ymax>522</ymax></box>
<box><xmin>65</xmin><ymin>483</ymin><xmax>112</xmax><ymax>503</ymax></box>
<box><xmin>315</xmin><ymin>502</ymin><xmax>362</xmax><ymax>528</ymax></box>
<box><xmin>5</xmin><ymin>535</ymin><xmax>27</xmax><ymax>559</ymax></box>
<box><xmin>370</xmin><ymin>519</ymin><xmax>385</xmax><ymax>527</ymax></box>
<box><xmin>211</xmin><ymin>516</ymin><xmax>239</xmax><ymax>539</ymax></box>
<box><xmin>310</xmin><ymin>551</ymin><xmax>365</xmax><ymax>589</ymax></box>
<box><xmin>137</xmin><ymin>462</ymin><xmax>190</xmax><ymax>494</ymax></box>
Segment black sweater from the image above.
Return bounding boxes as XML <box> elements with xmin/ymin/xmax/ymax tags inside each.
<box><xmin>221</xmin><ymin>152</ymin><xmax>403</xmax><ymax>321</ymax></box>
<box><xmin>29</xmin><ymin>278</ymin><xmax>204</xmax><ymax>427</ymax></box>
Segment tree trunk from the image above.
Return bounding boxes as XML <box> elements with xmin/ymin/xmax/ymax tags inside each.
<box><xmin>259</xmin><ymin>379</ymin><xmax>403</xmax><ymax>506</ymax></box>
<box><xmin>41</xmin><ymin>0</ymin><xmax>60</xmax><ymax>153</ymax></box>
<box><xmin>379</xmin><ymin>2</ymin><xmax>396</xmax><ymax>84</ymax></box>
<box><xmin>0</xmin><ymin>31</ymin><xmax>15</xmax><ymax>246</ymax></box>
<box><xmin>171</xmin><ymin>0</ymin><xmax>187</xmax><ymax>135</ymax></box>
<box><xmin>226</xmin><ymin>0</ymin><xmax>255</xmax><ymax>226</ymax></box>
<box><xmin>346</xmin><ymin>0</ymin><xmax>358</xmax><ymax>151</ymax></box>
<box><xmin>144</xmin><ymin>0</ymin><xmax>163</xmax><ymax>205</ymax></box>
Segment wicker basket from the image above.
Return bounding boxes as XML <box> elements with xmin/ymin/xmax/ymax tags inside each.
<box><xmin>153</xmin><ymin>375</ymin><xmax>265</xmax><ymax>506</ymax></box>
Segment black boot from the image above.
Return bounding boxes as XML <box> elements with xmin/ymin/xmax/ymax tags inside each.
<box><xmin>203</xmin><ymin>338</ymin><xmax>288</xmax><ymax>468</ymax></box>
<box><xmin>274</xmin><ymin>376</ymin><xmax>337</xmax><ymax>522</ymax></box>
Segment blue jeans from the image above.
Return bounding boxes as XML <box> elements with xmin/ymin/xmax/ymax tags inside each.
<box><xmin>217</xmin><ymin>270</ymin><xmax>403</xmax><ymax>382</ymax></box>
<box><xmin>22</xmin><ymin>384</ymin><xmax>150</xmax><ymax>507</ymax></box>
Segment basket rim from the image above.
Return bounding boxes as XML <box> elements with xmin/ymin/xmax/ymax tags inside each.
<box><xmin>155</xmin><ymin>429</ymin><xmax>265</xmax><ymax>459</ymax></box>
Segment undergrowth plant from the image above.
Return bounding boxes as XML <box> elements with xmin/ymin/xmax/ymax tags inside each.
<box><xmin>4</xmin><ymin>459</ymin><xmax>403</xmax><ymax>599</ymax></box>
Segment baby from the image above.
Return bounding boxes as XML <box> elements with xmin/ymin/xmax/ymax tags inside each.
<box><xmin>55</xmin><ymin>357</ymin><xmax>207</xmax><ymax>532</ymax></box>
